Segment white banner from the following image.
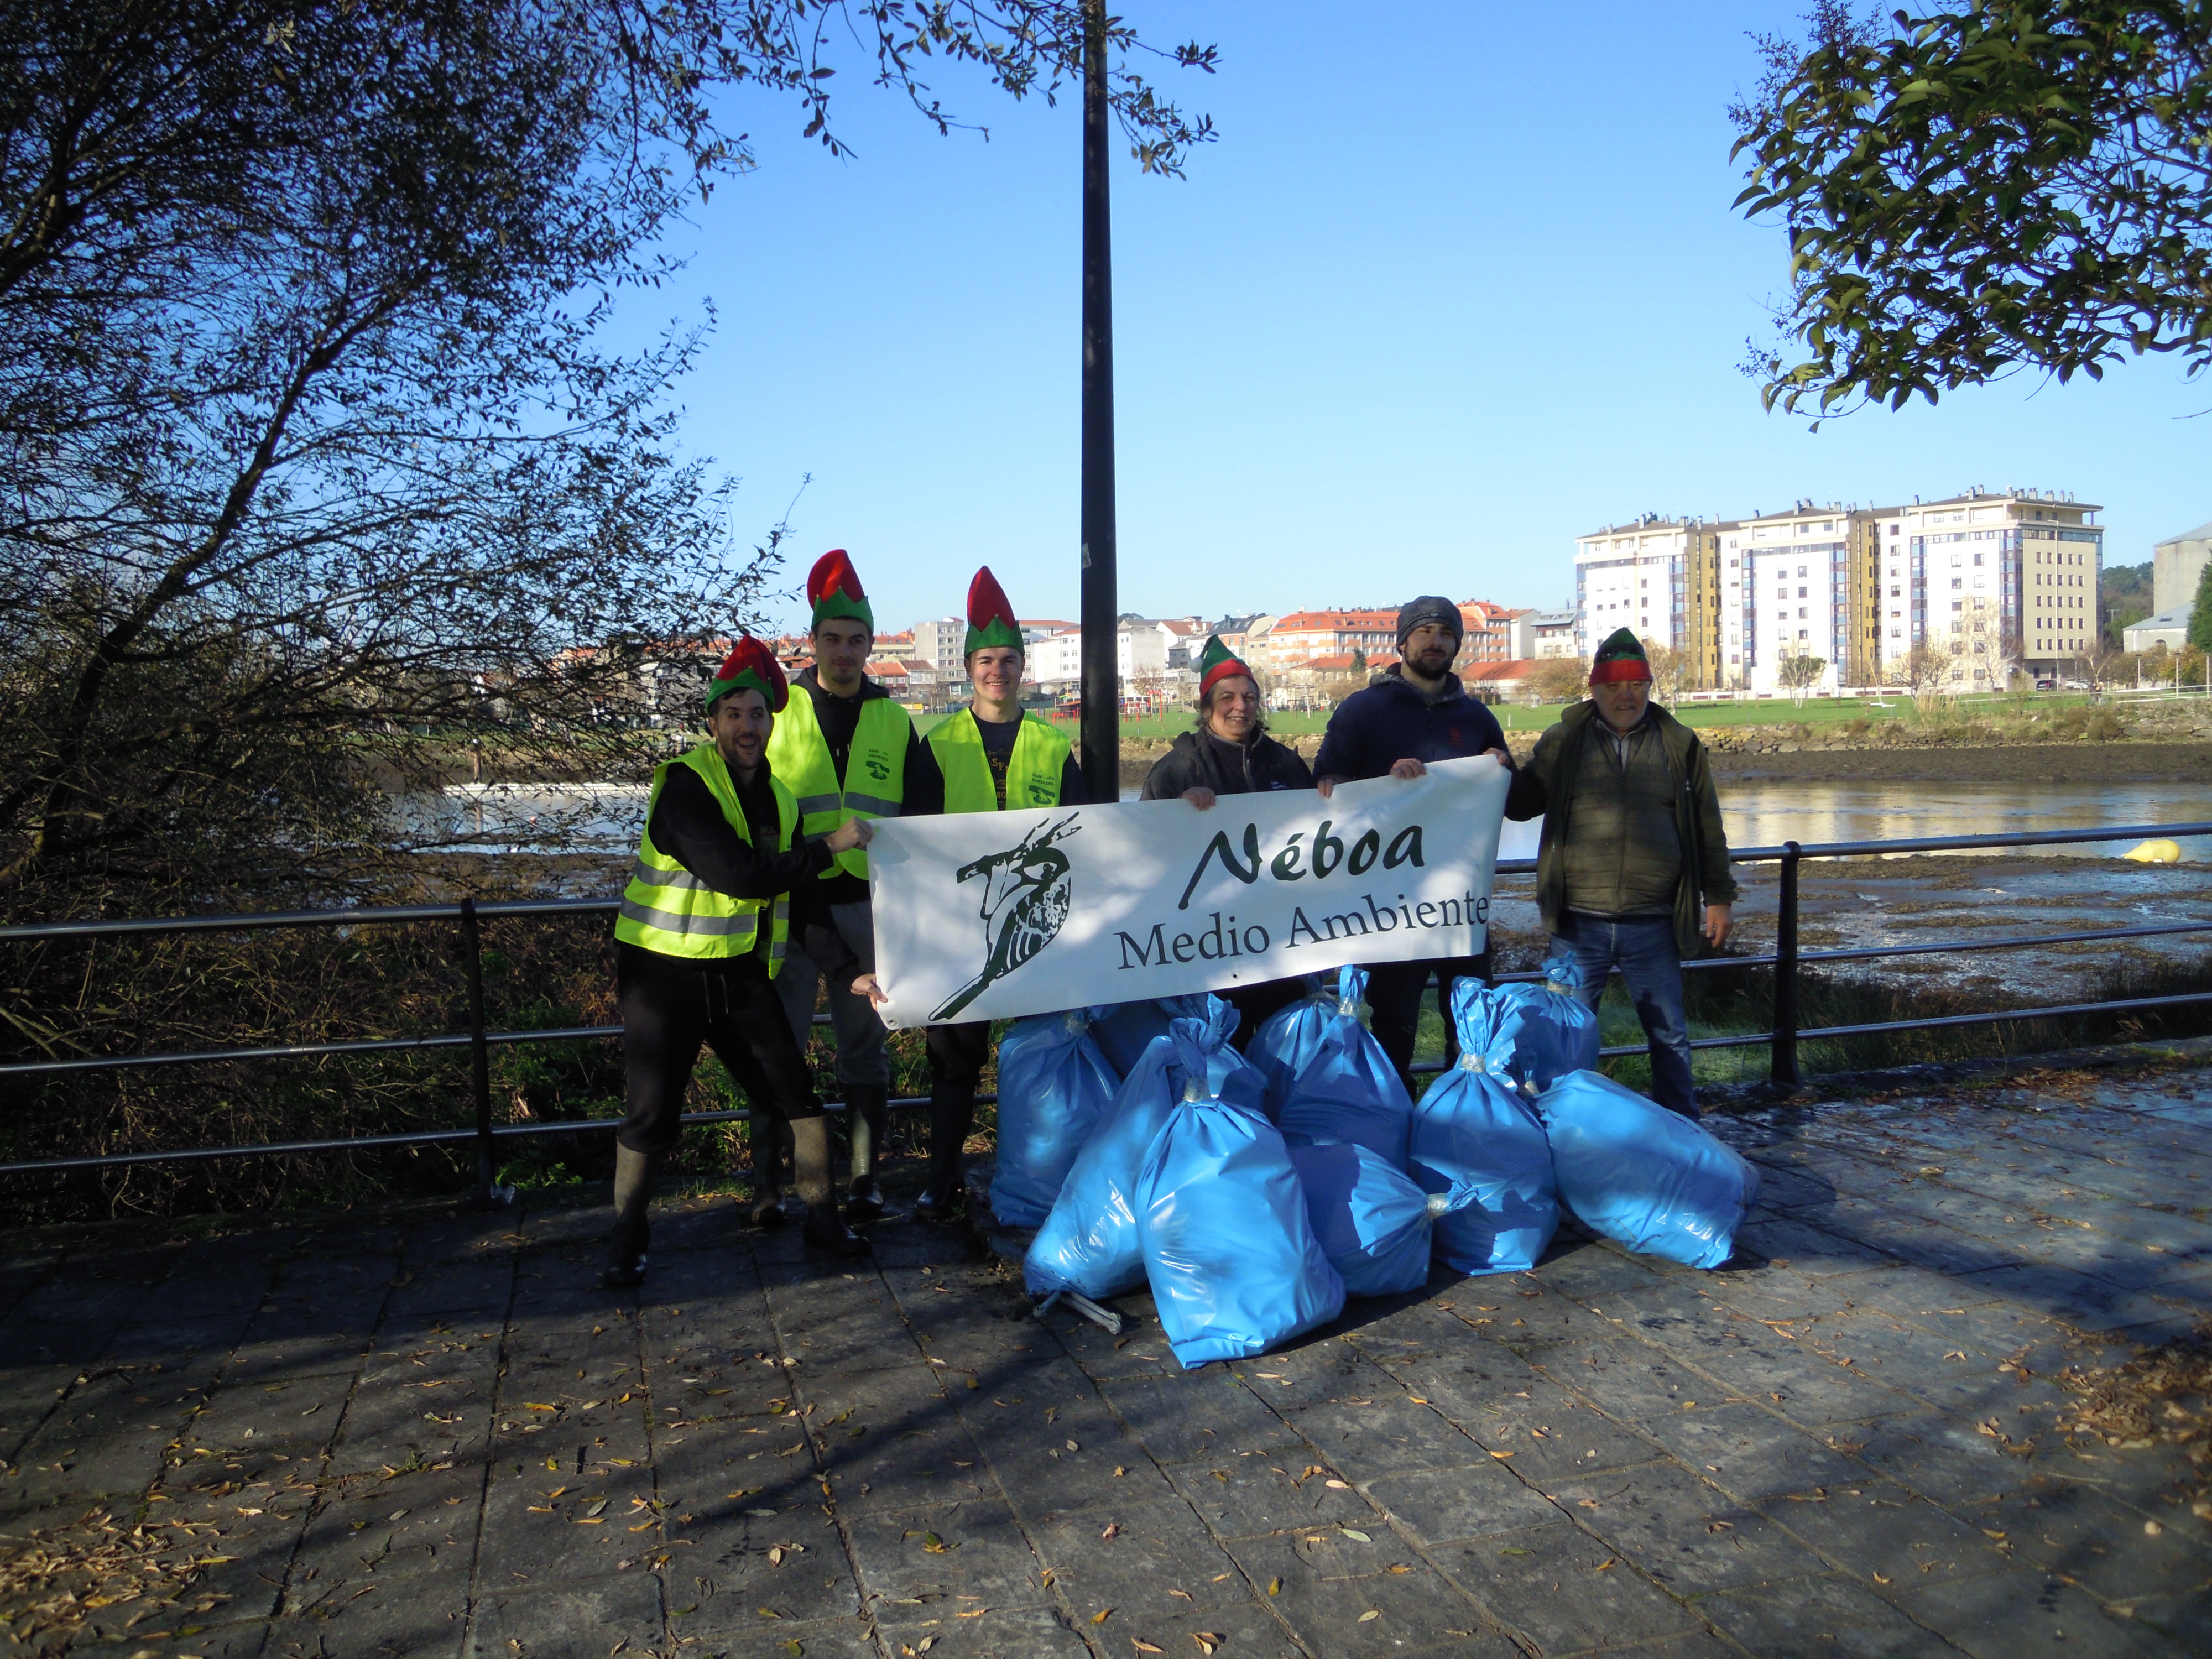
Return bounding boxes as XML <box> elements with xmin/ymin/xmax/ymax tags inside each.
<box><xmin>865</xmin><ymin>755</ymin><xmax>1509</xmax><ymax>1029</ymax></box>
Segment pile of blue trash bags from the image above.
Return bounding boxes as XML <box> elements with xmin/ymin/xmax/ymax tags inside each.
<box><xmin>1000</xmin><ymin>959</ymin><xmax>1759</xmax><ymax>1370</ymax></box>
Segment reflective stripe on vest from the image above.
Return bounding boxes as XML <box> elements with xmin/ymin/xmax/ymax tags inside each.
<box><xmin>926</xmin><ymin>709</ymin><xmax>1069</xmax><ymax>814</ymax></box>
<box><xmin>612</xmin><ymin>744</ymin><xmax>799</xmax><ymax>968</ymax></box>
<box><xmin>763</xmin><ymin>686</ymin><xmax>910</xmax><ymax>879</ymax></box>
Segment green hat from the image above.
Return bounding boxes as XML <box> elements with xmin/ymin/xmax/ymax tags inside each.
<box><xmin>806</xmin><ymin>549</ymin><xmax>874</xmax><ymax>634</ymax></box>
<box><xmin>1197</xmin><ymin>634</ymin><xmax>1255</xmax><ymax>698</ymax></box>
<box><xmin>965</xmin><ymin>566</ymin><xmax>1022</xmax><ymax>655</ymax></box>
<box><xmin>705</xmin><ymin>635</ymin><xmax>790</xmax><ymax>713</ymax></box>
<box><xmin>1589</xmin><ymin>627</ymin><xmax>1652</xmax><ymax>685</ymax></box>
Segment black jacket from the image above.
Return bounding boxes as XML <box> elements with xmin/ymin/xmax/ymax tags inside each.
<box><xmin>1140</xmin><ymin>726</ymin><xmax>1314</xmax><ymax>800</ymax></box>
<box><xmin>646</xmin><ymin>759</ymin><xmax>864</xmax><ymax>984</ymax></box>
<box><xmin>1313</xmin><ymin>665</ymin><xmax>1511</xmax><ymax>782</ymax></box>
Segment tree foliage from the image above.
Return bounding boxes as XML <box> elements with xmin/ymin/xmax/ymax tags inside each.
<box><xmin>2190</xmin><ymin>557</ymin><xmax>2212</xmax><ymax>650</ymax></box>
<box><xmin>0</xmin><ymin>1</ymin><xmax>1213</xmax><ymax>911</ymax></box>
<box><xmin>1731</xmin><ymin>1</ymin><xmax>2212</xmax><ymax>417</ymax></box>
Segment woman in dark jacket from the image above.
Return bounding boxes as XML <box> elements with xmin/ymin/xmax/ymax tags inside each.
<box><xmin>1139</xmin><ymin>637</ymin><xmax>1316</xmax><ymax>1044</ymax></box>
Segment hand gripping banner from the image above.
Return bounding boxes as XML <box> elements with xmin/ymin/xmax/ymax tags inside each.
<box><xmin>865</xmin><ymin>757</ymin><xmax>1509</xmax><ymax>1030</ymax></box>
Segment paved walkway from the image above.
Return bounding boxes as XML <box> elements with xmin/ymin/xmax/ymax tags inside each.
<box><xmin>5</xmin><ymin>1061</ymin><xmax>2211</xmax><ymax>1658</ymax></box>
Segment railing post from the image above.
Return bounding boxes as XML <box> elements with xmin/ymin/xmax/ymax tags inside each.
<box><xmin>1770</xmin><ymin>840</ymin><xmax>1803</xmax><ymax>1091</ymax></box>
<box><xmin>460</xmin><ymin>898</ymin><xmax>512</xmax><ymax>1208</ymax></box>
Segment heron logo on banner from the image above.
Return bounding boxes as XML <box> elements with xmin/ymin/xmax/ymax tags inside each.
<box><xmin>929</xmin><ymin>812</ymin><xmax>1080</xmax><ymax>1021</ymax></box>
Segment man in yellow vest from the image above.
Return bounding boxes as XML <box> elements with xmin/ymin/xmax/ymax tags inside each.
<box><xmin>767</xmin><ymin>550</ymin><xmax>939</xmax><ymax>1220</ymax></box>
<box><xmin>608</xmin><ymin>637</ymin><xmax>874</xmax><ymax>1286</ymax></box>
<box><xmin>914</xmin><ymin>567</ymin><xmax>1086</xmax><ymax>1218</ymax></box>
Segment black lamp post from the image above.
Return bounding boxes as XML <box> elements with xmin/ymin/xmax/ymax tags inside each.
<box><xmin>1076</xmin><ymin>0</ymin><xmax>1120</xmax><ymax>805</ymax></box>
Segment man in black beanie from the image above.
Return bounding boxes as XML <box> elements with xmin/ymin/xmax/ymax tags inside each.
<box><xmin>1315</xmin><ymin>596</ymin><xmax>1514</xmax><ymax>1087</ymax></box>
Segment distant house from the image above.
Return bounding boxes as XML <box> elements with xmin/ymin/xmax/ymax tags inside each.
<box><xmin>2124</xmin><ymin>607</ymin><xmax>2192</xmax><ymax>654</ymax></box>
<box><xmin>1459</xmin><ymin>658</ymin><xmax>1537</xmax><ymax>703</ymax></box>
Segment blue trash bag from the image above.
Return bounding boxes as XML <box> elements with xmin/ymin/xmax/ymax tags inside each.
<box><xmin>1535</xmin><ymin>1070</ymin><xmax>1762</xmax><ymax>1270</ymax></box>
<box><xmin>1407</xmin><ymin>981</ymin><xmax>1560</xmax><ymax>1274</ymax></box>
<box><xmin>1287</xmin><ymin>1140</ymin><xmax>1468</xmax><ymax>1298</ymax></box>
<box><xmin>1023</xmin><ymin>1008</ymin><xmax>1261</xmax><ymax>1299</ymax></box>
<box><xmin>988</xmin><ymin>1006</ymin><xmax>1119</xmax><ymax>1229</ymax></box>
<box><xmin>1135</xmin><ymin>1029</ymin><xmax>1345</xmax><ymax>1367</ymax></box>
<box><xmin>1089</xmin><ymin>994</ymin><xmax>1217</xmax><ymax>1077</ymax></box>
<box><xmin>1256</xmin><ymin>966</ymin><xmax>1413</xmax><ymax>1164</ymax></box>
<box><xmin>1459</xmin><ymin>958</ymin><xmax>1601</xmax><ymax>1097</ymax></box>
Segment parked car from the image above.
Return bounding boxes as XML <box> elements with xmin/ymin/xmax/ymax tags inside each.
<box><xmin>2034</xmin><ymin>677</ymin><xmax>2057</xmax><ymax>691</ymax></box>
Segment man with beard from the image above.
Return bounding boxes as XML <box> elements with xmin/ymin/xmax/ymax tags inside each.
<box><xmin>912</xmin><ymin>567</ymin><xmax>1087</xmax><ymax>1216</ymax></box>
<box><xmin>1141</xmin><ymin>635</ymin><xmax>1314</xmax><ymax>1045</ymax></box>
<box><xmin>1314</xmin><ymin>596</ymin><xmax>1514</xmax><ymax>1086</ymax></box>
<box><xmin>767</xmin><ymin>550</ymin><xmax>940</xmax><ymax>1220</ymax></box>
<box><xmin>608</xmin><ymin>638</ymin><xmax>873</xmax><ymax>1286</ymax></box>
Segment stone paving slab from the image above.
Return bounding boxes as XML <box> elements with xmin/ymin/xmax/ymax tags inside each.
<box><xmin>5</xmin><ymin>1064</ymin><xmax>2212</xmax><ymax>1657</ymax></box>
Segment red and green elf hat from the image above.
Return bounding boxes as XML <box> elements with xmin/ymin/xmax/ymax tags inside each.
<box><xmin>1196</xmin><ymin>634</ymin><xmax>1256</xmax><ymax>699</ymax></box>
<box><xmin>1589</xmin><ymin>627</ymin><xmax>1653</xmax><ymax>685</ymax></box>
<box><xmin>806</xmin><ymin>549</ymin><xmax>874</xmax><ymax>634</ymax></box>
<box><xmin>705</xmin><ymin>635</ymin><xmax>790</xmax><ymax>713</ymax></box>
<box><xmin>965</xmin><ymin>566</ymin><xmax>1024</xmax><ymax>656</ymax></box>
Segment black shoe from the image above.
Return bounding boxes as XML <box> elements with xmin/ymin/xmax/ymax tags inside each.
<box><xmin>843</xmin><ymin>1180</ymin><xmax>887</xmax><ymax>1223</ymax></box>
<box><xmin>913</xmin><ymin>1187</ymin><xmax>963</xmax><ymax>1223</ymax></box>
<box><xmin>803</xmin><ymin>1211</ymin><xmax>871</xmax><ymax>1258</ymax></box>
<box><xmin>745</xmin><ymin>1189</ymin><xmax>792</xmax><ymax>1229</ymax></box>
<box><xmin>602</xmin><ymin>1249</ymin><xmax>647</xmax><ymax>1290</ymax></box>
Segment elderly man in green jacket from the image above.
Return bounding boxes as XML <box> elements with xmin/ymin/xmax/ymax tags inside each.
<box><xmin>1505</xmin><ymin>628</ymin><xmax>1736</xmax><ymax>1117</ymax></box>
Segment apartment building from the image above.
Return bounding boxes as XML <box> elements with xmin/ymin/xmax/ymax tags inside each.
<box><xmin>1264</xmin><ymin>609</ymin><xmax>1399</xmax><ymax>675</ymax></box>
<box><xmin>1577</xmin><ymin>487</ymin><xmax>2101</xmax><ymax>693</ymax></box>
<box><xmin>1457</xmin><ymin>600</ymin><xmax>1535</xmax><ymax>663</ymax></box>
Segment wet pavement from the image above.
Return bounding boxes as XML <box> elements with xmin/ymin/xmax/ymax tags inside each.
<box><xmin>5</xmin><ymin>1060</ymin><xmax>2211</xmax><ymax>1658</ymax></box>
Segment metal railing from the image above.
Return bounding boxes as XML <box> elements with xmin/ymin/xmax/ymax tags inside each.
<box><xmin>4</xmin><ymin>820</ymin><xmax>2211</xmax><ymax>1189</ymax></box>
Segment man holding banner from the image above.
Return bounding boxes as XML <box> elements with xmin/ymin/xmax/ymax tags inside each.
<box><xmin>767</xmin><ymin>550</ymin><xmax>940</xmax><ymax>1220</ymax></box>
<box><xmin>912</xmin><ymin>568</ymin><xmax>1087</xmax><ymax>1218</ymax></box>
<box><xmin>1316</xmin><ymin>596</ymin><xmax>1515</xmax><ymax>1085</ymax></box>
<box><xmin>607</xmin><ymin>638</ymin><xmax>873</xmax><ymax>1286</ymax></box>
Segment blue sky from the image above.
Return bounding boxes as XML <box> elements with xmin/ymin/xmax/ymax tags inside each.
<box><xmin>651</xmin><ymin>1</ymin><xmax>2210</xmax><ymax>636</ymax></box>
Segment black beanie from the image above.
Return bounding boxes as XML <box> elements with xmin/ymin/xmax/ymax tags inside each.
<box><xmin>1396</xmin><ymin>594</ymin><xmax>1463</xmax><ymax>650</ymax></box>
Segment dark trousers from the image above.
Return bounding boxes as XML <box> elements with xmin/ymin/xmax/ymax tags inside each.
<box><xmin>617</xmin><ymin>942</ymin><xmax>822</xmax><ymax>1158</ymax></box>
<box><xmin>1548</xmin><ymin>914</ymin><xmax>1696</xmax><ymax>1116</ymax></box>
<box><xmin>1364</xmin><ymin>953</ymin><xmax>1491</xmax><ymax>1085</ymax></box>
<box><xmin>925</xmin><ymin>1020</ymin><xmax>994</xmax><ymax>1089</ymax></box>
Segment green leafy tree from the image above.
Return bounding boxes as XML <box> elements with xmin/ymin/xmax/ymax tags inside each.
<box><xmin>0</xmin><ymin>1</ymin><xmax>1215</xmax><ymax>904</ymax></box>
<box><xmin>1731</xmin><ymin>2</ymin><xmax>2212</xmax><ymax>418</ymax></box>
<box><xmin>2189</xmin><ymin>559</ymin><xmax>2212</xmax><ymax>652</ymax></box>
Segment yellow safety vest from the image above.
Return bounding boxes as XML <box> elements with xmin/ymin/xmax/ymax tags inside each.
<box><xmin>927</xmin><ymin>709</ymin><xmax>1070</xmax><ymax>813</ymax></box>
<box><xmin>614</xmin><ymin>744</ymin><xmax>798</xmax><ymax>968</ymax></box>
<box><xmin>764</xmin><ymin>686</ymin><xmax>910</xmax><ymax>880</ymax></box>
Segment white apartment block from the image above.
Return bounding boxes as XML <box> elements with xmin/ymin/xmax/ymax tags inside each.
<box><xmin>1575</xmin><ymin>516</ymin><xmax>1691</xmax><ymax>659</ymax></box>
<box><xmin>1577</xmin><ymin>487</ymin><xmax>2101</xmax><ymax>693</ymax></box>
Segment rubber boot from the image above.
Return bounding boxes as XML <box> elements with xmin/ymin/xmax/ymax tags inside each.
<box><xmin>915</xmin><ymin>1086</ymin><xmax>974</xmax><ymax>1223</ymax></box>
<box><xmin>743</xmin><ymin>1123</ymin><xmax>789</xmax><ymax>1229</ymax></box>
<box><xmin>603</xmin><ymin>1145</ymin><xmax>664</xmax><ymax>1288</ymax></box>
<box><xmin>842</xmin><ymin>1084</ymin><xmax>890</xmax><ymax>1220</ymax></box>
<box><xmin>793</xmin><ymin>1117</ymin><xmax>868</xmax><ymax>1258</ymax></box>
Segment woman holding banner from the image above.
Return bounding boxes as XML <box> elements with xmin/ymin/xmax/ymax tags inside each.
<box><xmin>1140</xmin><ymin>635</ymin><xmax>1315</xmax><ymax>1045</ymax></box>
<box><xmin>913</xmin><ymin>569</ymin><xmax>1088</xmax><ymax>1219</ymax></box>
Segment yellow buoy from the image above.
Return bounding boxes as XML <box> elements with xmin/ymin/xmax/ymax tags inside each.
<box><xmin>2122</xmin><ymin>839</ymin><xmax>2182</xmax><ymax>865</ymax></box>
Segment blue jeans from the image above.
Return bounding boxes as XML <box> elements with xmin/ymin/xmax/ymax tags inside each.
<box><xmin>1547</xmin><ymin>914</ymin><xmax>1697</xmax><ymax>1117</ymax></box>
